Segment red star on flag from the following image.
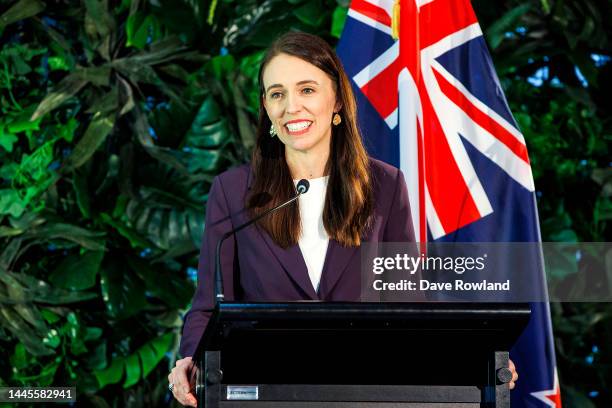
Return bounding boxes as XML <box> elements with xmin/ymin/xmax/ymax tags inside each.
<box><xmin>531</xmin><ymin>368</ymin><xmax>562</xmax><ymax>408</ymax></box>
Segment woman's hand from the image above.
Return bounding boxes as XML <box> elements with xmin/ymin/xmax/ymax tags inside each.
<box><xmin>509</xmin><ymin>359</ymin><xmax>519</xmax><ymax>390</ymax></box>
<box><xmin>168</xmin><ymin>356</ymin><xmax>198</xmax><ymax>407</ymax></box>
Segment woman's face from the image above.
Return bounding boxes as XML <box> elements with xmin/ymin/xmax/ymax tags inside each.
<box><xmin>262</xmin><ymin>53</ymin><xmax>340</xmax><ymax>154</ymax></box>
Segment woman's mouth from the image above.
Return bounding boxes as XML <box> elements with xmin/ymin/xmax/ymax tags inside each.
<box><xmin>284</xmin><ymin>121</ymin><xmax>313</xmax><ymax>135</ymax></box>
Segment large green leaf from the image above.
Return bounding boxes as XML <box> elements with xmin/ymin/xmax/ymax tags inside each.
<box><xmin>138</xmin><ymin>332</ymin><xmax>173</xmax><ymax>378</ymax></box>
<box><xmin>184</xmin><ymin>97</ymin><xmax>228</xmax><ymax>148</ymax></box>
<box><xmin>100</xmin><ymin>257</ymin><xmax>147</xmax><ymax>319</ymax></box>
<box><xmin>128</xmin><ymin>257</ymin><xmax>193</xmax><ymax>308</ymax></box>
<box><xmin>73</xmin><ymin>169</ymin><xmax>92</xmax><ymax>218</ymax></box>
<box><xmin>112</xmin><ymin>55</ymin><xmax>182</xmax><ymax>104</ymax></box>
<box><xmin>0</xmin><ymin>307</ymin><xmax>53</xmax><ymax>356</ymax></box>
<box><xmin>7</xmin><ymin>212</ymin><xmax>45</xmax><ymax>230</ymax></box>
<box><xmin>83</xmin><ymin>0</ymin><xmax>116</xmax><ymax>39</ymax></box>
<box><xmin>1</xmin><ymin>271</ymin><xmax>98</xmax><ymax>304</ymax></box>
<box><xmin>0</xmin><ymin>126</ymin><xmax>18</xmax><ymax>152</ymax></box>
<box><xmin>94</xmin><ymin>357</ymin><xmax>124</xmax><ymax>388</ymax></box>
<box><xmin>26</xmin><ymin>223</ymin><xmax>106</xmax><ymax>251</ymax></box>
<box><xmin>185</xmin><ymin>148</ymin><xmax>224</xmax><ymax>173</ymax></box>
<box><xmin>14</xmin><ymin>142</ymin><xmax>54</xmax><ymax>187</ymax></box>
<box><xmin>330</xmin><ymin>6</ymin><xmax>348</xmax><ymax>39</ymax></box>
<box><xmin>117</xmin><ymin>76</ymin><xmax>135</xmax><ymax>116</ymax></box>
<box><xmin>0</xmin><ymin>189</ymin><xmax>26</xmax><ymax>217</ymax></box>
<box><xmin>130</xmin><ymin>107</ymin><xmax>192</xmax><ymax>174</ymax></box>
<box><xmin>126</xmin><ymin>13</ymin><xmax>162</xmax><ymax>49</ymax></box>
<box><xmin>57</xmin><ymin>117</ymin><xmax>78</xmax><ymax>143</ymax></box>
<box><xmin>86</xmin><ymin>341</ymin><xmax>108</xmax><ymax>371</ymax></box>
<box><xmin>0</xmin><ymin>162</ymin><xmax>18</xmax><ymax>182</ymax></box>
<box><xmin>85</xmin><ymin>88</ymin><xmax>119</xmax><ymax>115</ymax></box>
<box><xmin>123</xmin><ymin>353</ymin><xmax>141</xmax><ymax>388</ymax></box>
<box><xmin>0</xmin><ymin>225</ymin><xmax>23</xmax><ymax>238</ymax></box>
<box><xmin>178</xmin><ymin>95</ymin><xmax>231</xmax><ymax>169</ymax></box>
<box><xmin>125</xmin><ymin>187</ymin><xmax>203</xmax><ymax>250</ymax></box>
<box><xmin>66</xmin><ymin>111</ymin><xmax>116</xmax><ymax>169</ymax></box>
<box><xmin>485</xmin><ymin>3</ymin><xmax>532</xmax><ymax>49</ymax></box>
<box><xmin>12</xmin><ymin>358</ymin><xmax>61</xmax><ymax>386</ymax></box>
<box><xmin>30</xmin><ymin>71</ymin><xmax>90</xmax><ymax>121</ymax></box>
<box><xmin>209</xmin><ymin>54</ymin><xmax>236</xmax><ymax>80</ymax></box>
<box><xmin>10</xmin><ymin>343</ymin><xmax>28</xmax><ymax>370</ymax></box>
<box><xmin>129</xmin><ymin>36</ymin><xmax>193</xmax><ymax>66</ymax></box>
<box><xmin>8</xmin><ymin>108</ymin><xmax>42</xmax><ymax>133</ymax></box>
<box><xmin>49</xmin><ymin>251</ymin><xmax>104</xmax><ymax>291</ymax></box>
<box><xmin>0</xmin><ymin>0</ymin><xmax>45</xmax><ymax>31</ymax></box>
<box><xmin>293</xmin><ymin>0</ymin><xmax>326</xmax><ymax>27</ymax></box>
<box><xmin>99</xmin><ymin>213</ymin><xmax>153</xmax><ymax>249</ymax></box>
<box><xmin>93</xmin><ymin>332</ymin><xmax>173</xmax><ymax>389</ymax></box>
<box><xmin>33</xmin><ymin>17</ymin><xmax>71</xmax><ymax>51</ymax></box>
<box><xmin>9</xmin><ymin>288</ymin><xmax>47</xmax><ymax>332</ymax></box>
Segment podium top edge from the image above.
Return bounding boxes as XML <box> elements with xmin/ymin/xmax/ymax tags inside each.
<box><xmin>216</xmin><ymin>302</ymin><xmax>531</xmax><ymax>316</ymax></box>
<box><xmin>194</xmin><ymin>302</ymin><xmax>532</xmax><ymax>356</ymax></box>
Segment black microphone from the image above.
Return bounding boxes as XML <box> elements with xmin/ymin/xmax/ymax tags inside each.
<box><xmin>214</xmin><ymin>179</ymin><xmax>310</xmax><ymax>303</ymax></box>
<box><xmin>296</xmin><ymin>179</ymin><xmax>309</xmax><ymax>194</ymax></box>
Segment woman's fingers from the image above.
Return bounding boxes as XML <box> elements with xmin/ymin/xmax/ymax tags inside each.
<box><xmin>509</xmin><ymin>359</ymin><xmax>518</xmax><ymax>390</ymax></box>
<box><xmin>184</xmin><ymin>393</ymin><xmax>198</xmax><ymax>407</ymax></box>
<box><xmin>169</xmin><ymin>357</ymin><xmax>198</xmax><ymax>406</ymax></box>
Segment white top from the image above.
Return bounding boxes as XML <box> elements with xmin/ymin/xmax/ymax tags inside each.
<box><xmin>294</xmin><ymin>176</ymin><xmax>330</xmax><ymax>292</ymax></box>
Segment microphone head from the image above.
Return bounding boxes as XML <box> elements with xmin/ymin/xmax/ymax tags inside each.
<box><xmin>296</xmin><ymin>179</ymin><xmax>310</xmax><ymax>194</ymax></box>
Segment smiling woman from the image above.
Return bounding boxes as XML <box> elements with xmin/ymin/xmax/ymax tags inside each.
<box><xmin>168</xmin><ymin>32</ymin><xmax>520</xmax><ymax>407</ymax></box>
<box><xmin>167</xmin><ymin>31</ymin><xmax>519</xmax><ymax>408</ymax></box>
<box><xmin>167</xmin><ymin>31</ymin><xmax>520</xmax><ymax>407</ymax></box>
<box><xmin>250</xmin><ymin>32</ymin><xmax>374</xmax><ymax>249</ymax></box>
<box><xmin>262</xmin><ymin>54</ymin><xmax>339</xmax><ymax>154</ymax></box>
<box><xmin>167</xmin><ymin>32</ymin><xmax>418</xmax><ymax>406</ymax></box>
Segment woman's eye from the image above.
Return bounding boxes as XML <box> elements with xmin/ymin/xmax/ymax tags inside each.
<box><xmin>270</xmin><ymin>92</ymin><xmax>283</xmax><ymax>99</ymax></box>
<box><xmin>302</xmin><ymin>88</ymin><xmax>315</xmax><ymax>94</ymax></box>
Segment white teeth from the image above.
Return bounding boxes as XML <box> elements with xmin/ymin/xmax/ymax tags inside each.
<box><xmin>285</xmin><ymin>121</ymin><xmax>312</xmax><ymax>132</ymax></box>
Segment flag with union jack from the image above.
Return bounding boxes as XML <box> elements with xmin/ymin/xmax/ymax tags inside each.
<box><xmin>337</xmin><ymin>0</ymin><xmax>561</xmax><ymax>406</ymax></box>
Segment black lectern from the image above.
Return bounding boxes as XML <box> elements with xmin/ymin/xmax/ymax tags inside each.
<box><xmin>193</xmin><ymin>302</ymin><xmax>530</xmax><ymax>407</ymax></box>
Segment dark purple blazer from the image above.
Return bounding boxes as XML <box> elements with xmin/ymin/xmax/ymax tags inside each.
<box><xmin>179</xmin><ymin>158</ymin><xmax>415</xmax><ymax>357</ymax></box>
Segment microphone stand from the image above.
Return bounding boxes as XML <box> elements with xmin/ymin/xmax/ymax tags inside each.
<box><xmin>214</xmin><ymin>180</ymin><xmax>310</xmax><ymax>304</ymax></box>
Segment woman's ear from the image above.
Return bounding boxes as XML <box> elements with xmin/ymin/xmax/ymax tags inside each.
<box><xmin>334</xmin><ymin>100</ymin><xmax>342</xmax><ymax>113</ymax></box>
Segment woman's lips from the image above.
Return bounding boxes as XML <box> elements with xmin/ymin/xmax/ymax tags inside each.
<box><xmin>284</xmin><ymin>121</ymin><xmax>313</xmax><ymax>136</ymax></box>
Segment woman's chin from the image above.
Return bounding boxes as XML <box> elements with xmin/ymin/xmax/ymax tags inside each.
<box><xmin>283</xmin><ymin>134</ymin><xmax>331</xmax><ymax>154</ymax></box>
<box><xmin>285</xmin><ymin>139</ymin><xmax>316</xmax><ymax>153</ymax></box>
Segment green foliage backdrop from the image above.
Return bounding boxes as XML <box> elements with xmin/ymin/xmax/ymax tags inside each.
<box><xmin>0</xmin><ymin>0</ymin><xmax>609</xmax><ymax>406</ymax></box>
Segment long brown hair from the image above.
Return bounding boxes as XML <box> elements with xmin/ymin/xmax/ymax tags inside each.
<box><xmin>248</xmin><ymin>31</ymin><xmax>373</xmax><ymax>248</ymax></box>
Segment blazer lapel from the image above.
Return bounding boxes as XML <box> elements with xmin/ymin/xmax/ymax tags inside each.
<box><xmin>245</xmin><ymin>167</ymin><xmax>318</xmax><ymax>300</ymax></box>
<box><xmin>256</xmin><ymin>229</ymin><xmax>318</xmax><ymax>300</ymax></box>
<box><xmin>319</xmin><ymin>240</ymin><xmax>359</xmax><ymax>296</ymax></box>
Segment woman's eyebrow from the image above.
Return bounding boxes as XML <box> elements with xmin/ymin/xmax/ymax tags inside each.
<box><xmin>265</xmin><ymin>80</ymin><xmax>320</xmax><ymax>93</ymax></box>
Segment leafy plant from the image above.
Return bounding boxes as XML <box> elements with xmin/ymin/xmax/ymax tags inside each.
<box><xmin>0</xmin><ymin>0</ymin><xmax>347</xmax><ymax>406</ymax></box>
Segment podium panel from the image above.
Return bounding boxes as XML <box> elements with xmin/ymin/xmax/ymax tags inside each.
<box><xmin>194</xmin><ymin>303</ymin><xmax>530</xmax><ymax>408</ymax></box>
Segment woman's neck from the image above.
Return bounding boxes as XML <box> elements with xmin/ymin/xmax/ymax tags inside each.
<box><xmin>285</xmin><ymin>146</ymin><xmax>330</xmax><ymax>179</ymax></box>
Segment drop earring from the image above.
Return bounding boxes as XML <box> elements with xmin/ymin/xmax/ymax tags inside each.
<box><xmin>332</xmin><ymin>113</ymin><xmax>342</xmax><ymax>126</ymax></box>
<box><xmin>269</xmin><ymin>124</ymin><xmax>277</xmax><ymax>137</ymax></box>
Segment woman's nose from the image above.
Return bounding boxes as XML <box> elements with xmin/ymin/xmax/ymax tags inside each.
<box><xmin>285</xmin><ymin>92</ymin><xmax>303</xmax><ymax>113</ymax></box>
